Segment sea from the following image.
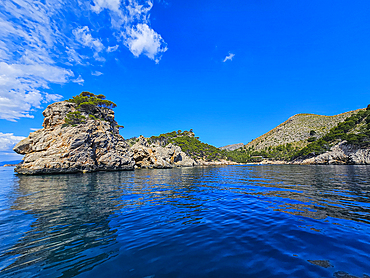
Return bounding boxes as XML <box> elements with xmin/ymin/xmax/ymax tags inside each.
<box><xmin>0</xmin><ymin>165</ymin><xmax>369</xmax><ymax>278</ymax></box>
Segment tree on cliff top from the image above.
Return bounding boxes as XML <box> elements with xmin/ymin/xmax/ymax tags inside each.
<box><xmin>68</xmin><ymin>91</ymin><xmax>117</xmax><ymax>110</ymax></box>
<box><xmin>64</xmin><ymin>92</ymin><xmax>121</xmax><ymax>127</ymax></box>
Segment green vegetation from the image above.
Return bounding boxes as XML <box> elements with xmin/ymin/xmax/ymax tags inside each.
<box><xmin>63</xmin><ymin>92</ymin><xmax>120</xmax><ymax>127</ymax></box>
<box><xmin>226</xmin><ymin>106</ymin><xmax>370</xmax><ymax>162</ymax></box>
<box><xmin>64</xmin><ymin>111</ymin><xmax>86</xmax><ymax>126</ymax></box>
<box><xmin>225</xmin><ymin>106</ymin><xmax>369</xmax><ymax>163</ymax></box>
<box><xmin>149</xmin><ymin>130</ymin><xmax>228</xmax><ymax>161</ymax></box>
<box><xmin>125</xmin><ymin>137</ymin><xmax>139</xmax><ymax>147</ymax></box>
<box><xmin>245</xmin><ymin>109</ymin><xmax>361</xmax><ymax>152</ymax></box>
<box><xmin>293</xmin><ymin>107</ymin><xmax>370</xmax><ymax>158</ymax></box>
<box><xmin>226</xmin><ymin>143</ymin><xmax>301</xmax><ymax>163</ymax></box>
<box><xmin>88</xmin><ymin>114</ymin><xmax>98</xmax><ymax>120</ymax></box>
<box><xmin>67</xmin><ymin>91</ymin><xmax>117</xmax><ymax>110</ymax></box>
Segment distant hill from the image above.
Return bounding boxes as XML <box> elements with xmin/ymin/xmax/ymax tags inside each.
<box><xmin>292</xmin><ymin>107</ymin><xmax>370</xmax><ymax>162</ymax></box>
<box><xmin>246</xmin><ymin>109</ymin><xmax>362</xmax><ymax>151</ymax></box>
<box><xmin>225</xmin><ymin>107</ymin><xmax>368</xmax><ymax>163</ymax></box>
<box><xmin>219</xmin><ymin>143</ymin><xmax>244</xmax><ymax>151</ymax></box>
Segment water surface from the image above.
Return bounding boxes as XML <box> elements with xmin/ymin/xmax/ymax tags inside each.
<box><xmin>0</xmin><ymin>165</ymin><xmax>369</xmax><ymax>277</ymax></box>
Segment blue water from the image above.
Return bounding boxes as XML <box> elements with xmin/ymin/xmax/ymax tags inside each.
<box><xmin>0</xmin><ymin>165</ymin><xmax>370</xmax><ymax>278</ymax></box>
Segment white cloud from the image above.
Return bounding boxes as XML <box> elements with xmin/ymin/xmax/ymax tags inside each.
<box><xmin>92</xmin><ymin>71</ymin><xmax>103</xmax><ymax>76</ymax></box>
<box><xmin>124</xmin><ymin>23</ymin><xmax>167</xmax><ymax>62</ymax></box>
<box><xmin>73</xmin><ymin>26</ymin><xmax>104</xmax><ymax>55</ymax></box>
<box><xmin>0</xmin><ymin>132</ymin><xmax>25</xmax><ymax>152</ymax></box>
<box><xmin>91</xmin><ymin>0</ymin><xmax>167</xmax><ymax>61</ymax></box>
<box><xmin>0</xmin><ymin>0</ymin><xmax>167</xmax><ymax>121</ymax></box>
<box><xmin>107</xmin><ymin>45</ymin><xmax>119</xmax><ymax>52</ymax></box>
<box><xmin>0</xmin><ymin>0</ymin><xmax>73</xmax><ymax>121</ymax></box>
<box><xmin>223</xmin><ymin>52</ymin><xmax>235</xmax><ymax>62</ymax></box>
<box><xmin>91</xmin><ymin>0</ymin><xmax>122</xmax><ymax>14</ymax></box>
<box><xmin>72</xmin><ymin>75</ymin><xmax>85</xmax><ymax>85</ymax></box>
<box><xmin>0</xmin><ymin>62</ymin><xmax>68</xmax><ymax>121</ymax></box>
<box><xmin>66</xmin><ymin>47</ymin><xmax>86</xmax><ymax>65</ymax></box>
<box><xmin>30</xmin><ymin>128</ymin><xmax>40</xmax><ymax>131</ymax></box>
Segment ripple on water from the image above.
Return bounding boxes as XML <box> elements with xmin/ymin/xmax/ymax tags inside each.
<box><xmin>0</xmin><ymin>165</ymin><xmax>370</xmax><ymax>277</ymax></box>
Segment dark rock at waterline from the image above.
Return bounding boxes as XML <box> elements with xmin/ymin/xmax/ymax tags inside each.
<box><xmin>307</xmin><ymin>259</ymin><xmax>332</xmax><ymax>268</ymax></box>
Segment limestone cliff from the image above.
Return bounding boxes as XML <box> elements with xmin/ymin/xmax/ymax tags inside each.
<box><xmin>13</xmin><ymin>101</ymin><xmax>134</xmax><ymax>174</ymax></box>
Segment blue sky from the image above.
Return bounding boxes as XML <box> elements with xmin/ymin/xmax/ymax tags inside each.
<box><xmin>1</xmin><ymin>0</ymin><xmax>370</xmax><ymax>161</ymax></box>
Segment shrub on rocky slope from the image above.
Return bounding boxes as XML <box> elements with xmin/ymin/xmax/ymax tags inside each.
<box><xmin>149</xmin><ymin>130</ymin><xmax>228</xmax><ymax>162</ymax></box>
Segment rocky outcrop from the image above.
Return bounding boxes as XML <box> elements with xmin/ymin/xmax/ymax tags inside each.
<box><xmin>131</xmin><ymin>136</ymin><xmax>195</xmax><ymax>169</ymax></box>
<box><xmin>131</xmin><ymin>136</ymin><xmax>238</xmax><ymax>168</ymax></box>
<box><xmin>293</xmin><ymin>141</ymin><xmax>370</xmax><ymax>165</ymax></box>
<box><xmin>13</xmin><ymin>101</ymin><xmax>134</xmax><ymax>174</ymax></box>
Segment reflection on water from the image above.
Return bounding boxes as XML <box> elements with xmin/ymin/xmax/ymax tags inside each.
<box><xmin>0</xmin><ymin>165</ymin><xmax>369</xmax><ymax>277</ymax></box>
<box><xmin>241</xmin><ymin>165</ymin><xmax>370</xmax><ymax>224</ymax></box>
<box><xmin>0</xmin><ymin>171</ymin><xmax>129</xmax><ymax>277</ymax></box>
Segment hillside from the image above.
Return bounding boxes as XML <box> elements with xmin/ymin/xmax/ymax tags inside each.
<box><xmin>293</xmin><ymin>106</ymin><xmax>370</xmax><ymax>161</ymax></box>
<box><xmin>246</xmin><ymin>110</ymin><xmax>362</xmax><ymax>150</ymax></box>
<box><xmin>226</xmin><ymin>108</ymin><xmax>367</xmax><ymax>163</ymax></box>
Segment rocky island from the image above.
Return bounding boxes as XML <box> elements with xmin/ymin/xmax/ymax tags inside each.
<box><xmin>13</xmin><ymin>92</ymin><xmax>235</xmax><ymax>175</ymax></box>
<box><xmin>13</xmin><ymin>93</ymin><xmax>134</xmax><ymax>174</ymax></box>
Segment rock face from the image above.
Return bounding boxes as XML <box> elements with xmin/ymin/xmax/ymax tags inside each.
<box><xmin>13</xmin><ymin>101</ymin><xmax>134</xmax><ymax>174</ymax></box>
<box><xmin>131</xmin><ymin>136</ymin><xmax>195</xmax><ymax>169</ymax></box>
<box><xmin>294</xmin><ymin>141</ymin><xmax>370</xmax><ymax>165</ymax></box>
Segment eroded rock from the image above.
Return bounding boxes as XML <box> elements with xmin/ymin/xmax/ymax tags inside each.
<box><xmin>131</xmin><ymin>136</ymin><xmax>195</xmax><ymax>169</ymax></box>
<box><xmin>14</xmin><ymin>101</ymin><xmax>134</xmax><ymax>174</ymax></box>
<box><xmin>294</xmin><ymin>141</ymin><xmax>370</xmax><ymax>165</ymax></box>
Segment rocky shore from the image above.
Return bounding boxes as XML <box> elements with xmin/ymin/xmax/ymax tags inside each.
<box><xmin>291</xmin><ymin>141</ymin><xmax>370</xmax><ymax>165</ymax></box>
<box><xmin>246</xmin><ymin>141</ymin><xmax>370</xmax><ymax>165</ymax></box>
